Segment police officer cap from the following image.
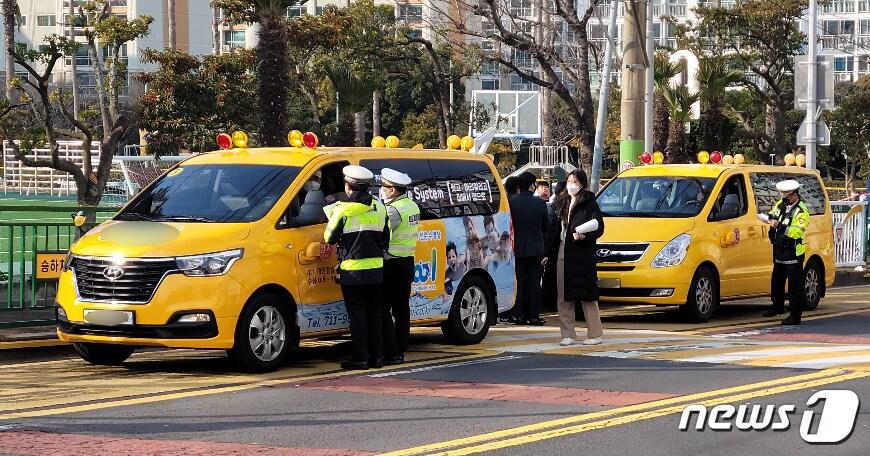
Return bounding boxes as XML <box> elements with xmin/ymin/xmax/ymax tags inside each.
<box><xmin>343</xmin><ymin>165</ymin><xmax>374</xmax><ymax>184</ymax></box>
<box><xmin>775</xmin><ymin>180</ymin><xmax>800</xmax><ymax>193</ymax></box>
<box><xmin>381</xmin><ymin>168</ymin><xmax>412</xmax><ymax>187</ymax></box>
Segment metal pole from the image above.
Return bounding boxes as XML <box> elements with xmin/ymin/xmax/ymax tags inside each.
<box><xmin>806</xmin><ymin>0</ymin><xmax>818</xmax><ymax>169</ymax></box>
<box><xmin>644</xmin><ymin>0</ymin><xmax>655</xmax><ymax>156</ymax></box>
<box><xmin>70</xmin><ymin>0</ymin><xmax>79</xmax><ymax>119</ymax></box>
<box><xmin>591</xmin><ymin>0</ymin><xmax>619</xmax><ymax>192</ymax></box>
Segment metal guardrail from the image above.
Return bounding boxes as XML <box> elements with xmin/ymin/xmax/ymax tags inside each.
<box><xmin>1</xmin><ymin>205</ymin><xmax>116</xmax><ymax>327</ymax></box>
<box><xmin>831</xmin><ymin>201</ymin><xmax>868</xmax><ymax>268</ymax></box>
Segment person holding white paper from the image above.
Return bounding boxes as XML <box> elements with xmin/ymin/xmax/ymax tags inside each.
<box><xmin>550</xmin><ymin>170</ymin><xmax>606</xmax><ymax>345</ymax></box>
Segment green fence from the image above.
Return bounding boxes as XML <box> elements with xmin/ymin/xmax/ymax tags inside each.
<box><xmin>0</xmin><ymin>205</ymin><xmax>117</xmax><ymax>327</ymax></box>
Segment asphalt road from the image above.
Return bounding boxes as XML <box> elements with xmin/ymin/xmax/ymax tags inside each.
<box><xmin>1</xmin><ymin>286</ymin><xmax>869</xmax><ymax>455</ymax></box>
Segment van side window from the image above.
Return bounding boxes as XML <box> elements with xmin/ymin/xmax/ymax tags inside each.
<box><xmin>749</xmin><ymin>173</ymin><xmax>826</xmax><ymax>216</ymax></box>
<box><xmin>278</xmin><ymin>161</ymin><xmax>349</xmax><ymax>229</ymax></box>
<box><xmin>427</xmin><ymin>159</ymin><xmax>501</xmax><ymax>218</ymax></box>
<box><xmin>709</xmin><ymin>175</ymin><xmax>748</xmax><ymax>221</ymax></box>
<box><xmin>359</xmin><ymin>158</ymin><xmax>437</xmax><ymax>219</ymax></box>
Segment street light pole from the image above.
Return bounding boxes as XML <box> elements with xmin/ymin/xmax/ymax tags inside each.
<box><xmin>591</xmin><ymin>0</ymin><xmax>620</xmax><ymax>192</ymax></box>
<box><xmin>805</xmin><ymin>0</ymin><xmax>818</xmax><ymax>169</ymax></box>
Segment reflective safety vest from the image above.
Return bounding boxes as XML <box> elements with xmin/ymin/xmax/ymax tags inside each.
<box><xmin>323</xmin><ymin>194</ymin><xmax>388</xmax><ymax>285</ymax></box>
<box><xmin>385</xmin><ymin>194</ymin><xmax>421</xmax><ymax>258</ymax></box>
<box><xmin>768</xmin><ymin>199</ymin><xmax>811</xmax><ymax>264</ymax></box>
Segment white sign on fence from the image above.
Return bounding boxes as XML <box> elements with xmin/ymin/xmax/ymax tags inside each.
<box><xmin>831</xmin><ymin>201</ymin><xmax>867</xmax><ymax>268</ymax></box>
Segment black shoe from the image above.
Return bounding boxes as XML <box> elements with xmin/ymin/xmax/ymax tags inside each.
<box><xmin>340</xmin><ymin>360</ymin><xmax>369</xmax><ymax>370</ymax></box>
<box><xmin>528</xmin><ymin>318</ymin><xmax>546</xmax><ymax>326</ymax></box>
<box><xmin>499</xmin><ymin>316</ymin><xmax>518</xmax><ymax>324</ymax></box>
<box><xmin>763</xmin><ymin>309</ymin><xmax>786</xmax><ymax>317</ymax></box>
<box><xmin>781</xmin><ymin>317</ymin><xmax>801</xmax><ymax>326</ymax></box>
<box><xmin>369</xmin><ymin>358</ymin><xmax>384</xmax><ymax>369</ymax></box>
<box><xmin>384</xmin><ymin>356</ymin><xmax>404</xmax><ymax>366</ymax></box>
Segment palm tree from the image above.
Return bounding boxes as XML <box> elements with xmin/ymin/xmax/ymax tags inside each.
<box><xmin>653</xmin><ymin>53</ymin><xmax>686</xmax><ymax>153</ymax></box>
<box><xmin>168</xmin><ymin>0</ymin><xmax>176</xmax><ymax>49</ymax></box>
<box><xmin>3</xmin><ymin>0</ymin><xmax>18</xmax><ymax>102</ymax></box>
<box><xmin>326</xmin><ymin>67</ymin><xmax>375</xmax><ymax>146</ymax></box>
<box><xmin>662</xmin><ymin>84</ymin><xmax>699</xmax><ymax>164</ymax></box>
<box><xmin>696</xmin><ymin>57</ymin><xmax>742</xmax><ymax>151</ymax></box>
<box><xmin>255</xmin><ymin>0</ymin><xmax>293</xmax><ymax>146</ymax></box>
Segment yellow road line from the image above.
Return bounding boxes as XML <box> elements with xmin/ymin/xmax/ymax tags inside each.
<box><xmin>378</xmin><ymin>368</ymin><xmax>842</xmax><ymax>456</ymax></box>
<box><xmin>436</xmin><ymin>370</ymin><xmax>870</xmax><ymax>455</ymax></box>
<box><xmin>0</xmin><ymin>351</ymin><xmax>492</xmax><ymax>420</ymax></box>
<box><xmin>0</xmin><ymin>340</ymin><xmax>65</xmax><ymax>350</ymax></box>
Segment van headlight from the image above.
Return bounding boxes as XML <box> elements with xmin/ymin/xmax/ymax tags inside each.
<box><xmin>651</xmin><ymin>234</ymin><xmax>692</xmax><ymax>268</ymax></box>
<box><xmin>176</xmin><ymin>249</ymin><xmax>243</xmax><ymax>276</ymax></box>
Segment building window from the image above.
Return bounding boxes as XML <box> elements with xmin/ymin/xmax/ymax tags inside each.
<box><xmin>834</xmin><ymin>56</ymin><xmax>853</xmax><ymax>72</ymax></box>
<box><xmin>860</xmin><ymin>19</ymin><xmax>870</xmax><ymax>35</ymax></box>
<box><xmin>860</xmin><ymin>0</ymin><xmax>870</xmax><ymax>12</ymax></box>
<box><xmin>510</xmin><ymin>74</ymin><xmax>536</xmax><ymax>91</ymax></box>
<box><xmin>481</xmin><ymin>39</ymin><xmax>495</xmax><ymax>51</ymax></box>
<box><xmin>406</xmin><ymin>28</ymin><xmax>422</xmax><ymax>39</ymax></box>
<box><xmin>37</xmin><ymin>15</ymin><xmax>56</xmax><ymax>27</ymax></box>
<box><xmin>223</xmin><ymin>30</ymin><xmax>245</xmax><ymax>49</ymax></box>
<box><xmin>77</xmin><ymin>72</ymin><xmax>97</xmax><ymax>88</ymax></box>
<box><xmin>398</xmin><ymin>5</ymin><xmax>423</xmax><ymax>23</ymax></box>
<box><xmin>286</xmin><ymin>6</ymin><xmax>305</xmax><ymax>17</ymax></box>
<box><xmin>316</xmin><ymin>6</ymin><xmax>323</xmax><ymax>16</ymax></box>
<box><xmin>482</xmin><ymin>19</ymin><xmax>495</xmax><ymax>36</ymax></box>
<box><xmin>103</xmin><ymin>43</ymin><xmax>128</xmax><ymax>63</ymax></box>
<box><xmin>513</xmin><ymin>49</ymin><xmax>533</xmax><ymax>68</ymax></box>
<box><xmin>66</xmin><ymin>46</ymin><xmax>91</xmax><ymax>66</ymax></box>
<box><xmin>510</xmin><ymin>0</ymin><xmax>532</xmax><ymax>17</ymax></box>
<box><xmin>481</xmin><ymin>79</ymin><xmax>499</xmax><ymax>90</ymax></box>
<box><xmin>14</xmin><ymin>71</ymin><xmax>30</xmax><ymax>82</ymax></box>
<box><xmin>481</xmin><ymin>61</ymin><xmax>500</xmax><ymax>76</ymax></box>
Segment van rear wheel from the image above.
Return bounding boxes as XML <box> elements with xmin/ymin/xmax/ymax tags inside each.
<box><xmin>228</xmin><ymin>293</ymin><xmax>294</xmax><ymax>372</ymax></box>
<box><xmin>73</xmin><ymin>343</ymin><xmax>134</xmax><ymax>366</ymax></box>
<box><xmin>442</xmin><ymin>276</ymin><xmax>492</xmax><ymax>345</ymax></box>
<box><xmin>803</xmin><ymin>261</ymin><xmax>823</xmax><ymax>311</ymax></box>
<box><xmin>681</xmin><ymin>266</ymin><xmax>718</xmax><ymax>323</ymax></box>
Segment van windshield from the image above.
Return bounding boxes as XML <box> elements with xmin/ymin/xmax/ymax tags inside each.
<box><xmin>597</xmin><ymin>176</ymin><xmax>716</xmax><ymax>218</ymax></box>
<box><xmin>117</xmin><ymin>164</ymin><xmax>300</xmax><ymax>223</ymax></box>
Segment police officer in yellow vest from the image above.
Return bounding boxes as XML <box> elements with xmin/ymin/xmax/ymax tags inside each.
<box><xmin>379</xmin><ymin>168</ymin><xmax>421</xmax><ymax>365</ymax></box>
<box><xmin>764</xmin><ymin>179</ymin><xmax>811</xmax><ymax>325</ymax></box>
<box><xmin>324</xmin><ymin>165</ymin><xmax>389</xmax><ymax>369</ymax></box>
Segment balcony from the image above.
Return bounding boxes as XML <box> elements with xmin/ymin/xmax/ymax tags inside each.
<box><xmin>821</xmin><ymin>35</ymin><xmax>846</xmax><ymax>49</ymax></box>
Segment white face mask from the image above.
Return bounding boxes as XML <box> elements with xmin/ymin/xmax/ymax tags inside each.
<box><xmin>304</xmin><ymin>181</ymin><xmax>320</xmax><ymax>192</ymax></box>
<box><xmin>566</xmin><ymin>183</ymin><xmax>581</xmax><ymax>196</ymax></box>
<box><xmin>379</xmin><ymin>188</ymin><xmax>391</xmax><ymax>201</ymax></box>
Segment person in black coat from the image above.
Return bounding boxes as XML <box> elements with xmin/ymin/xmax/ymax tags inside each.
<box><xmin>560</xmin><ymin>170</ymin><xmax>605</xmax><ymax>344</ymax></box>
<box><xmin>542</xmin><ymin>181</ymin><xmax>566</xmax><ymax>311</ymax></box>
<box><xmin>507</xmin><ymin>172</ymin><xmax>549</xmax><ymax>325</ymax></box>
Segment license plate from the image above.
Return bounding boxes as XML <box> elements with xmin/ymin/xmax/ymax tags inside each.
<box><xmin>84</xmin><ymin>309</ymin><xmax>134</xmax><ymax>326</ymax></box>
<box><xmin>598</xmin><ymin>278</ymin><xmax>621</xmax><ymax>289</ymax></box>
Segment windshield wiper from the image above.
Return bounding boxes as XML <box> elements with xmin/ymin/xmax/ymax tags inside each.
<box><xmin>156</xmin><ymin>216</ymin><xmax>213</xmax><ymax>223</ymax></box>
<box><xmin>116</xmin><ymin>212</ymin><xmax>155</xmax><ymax>221</ymax></box>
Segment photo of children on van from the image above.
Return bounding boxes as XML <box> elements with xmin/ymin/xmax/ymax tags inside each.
<box><xmin>443</xmin><ymin>213</ymin><xmax>513</xmax><ymax>300</ymax></box>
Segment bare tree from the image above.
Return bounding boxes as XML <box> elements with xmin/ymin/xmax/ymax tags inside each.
<box><xmin>3</xmin><ymin>0</ymin><xmax>17</xmax><ymax>102</ymax></box>
<box><xmin>427</xmin><ymin>0</ymin><xmax>601</xmax><ymax>173</ymax></box>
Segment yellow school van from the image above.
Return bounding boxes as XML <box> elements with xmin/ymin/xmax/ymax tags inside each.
<box><xmin>56</xmin><ymin>135</ymin><xmax>516</xmax><ymax>371</ymax></box>
<box><xmin>595</xmin><ymin>164</ymin><xmax>835</xmax><ymax>322</ymax></box>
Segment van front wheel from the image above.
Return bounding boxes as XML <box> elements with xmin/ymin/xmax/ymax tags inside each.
<box><xmin>682</xmin><ymin>267</ymin><xmax>718</xmax><ymax>323</ymax></box>
<box><xmin>803</xmin><ymin>261</ymin><xmax>823</xmax><ymax>311</ymax></box>
<box><xmin>228</xmin><ymin>293</ymin><xmax>294</xmax><ymax>372</ymax></box>
<box><xmin>73</xmin><ymin>343</ymin><xmax>134</xmax><ymax>366</ymax></box>
<box><xmin>442</xmin><ymin>276</ymin><xmax>492</xmax><ymax>345</ymax></box>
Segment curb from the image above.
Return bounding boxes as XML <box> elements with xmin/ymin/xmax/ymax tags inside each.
<box><xmin>833</xmin><ymin>269</ymin><xmax>869</xmax><ymax>288</ymax></box>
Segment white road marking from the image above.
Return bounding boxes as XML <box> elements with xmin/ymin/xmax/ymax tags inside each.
<box><xmin>681</xmin><ymin>345</ymin><xmax>870</xmax><ymax>364</ymax></box>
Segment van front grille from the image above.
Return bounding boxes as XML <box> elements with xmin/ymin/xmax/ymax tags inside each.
<box><xmin>71</xmin><ymin>257</ymin><xmax>178</xmax><ymax>303</ymax></box>
<box><xmin>596</xmin><ymin>243</ymin><xmax>650</xmax><ymax>263</ymax></box>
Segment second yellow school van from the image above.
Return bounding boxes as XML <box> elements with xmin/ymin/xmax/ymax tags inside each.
<box><xmin>595</xmin><ymin>164</ymin><xmax>835</xmax><ymax>322</ymax></box>
<box><xmin>55</xmin><ymin>136</ymin><xmax>516</xmax><ymax>371</ymax></box>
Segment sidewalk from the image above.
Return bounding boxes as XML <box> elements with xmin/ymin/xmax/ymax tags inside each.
<box><xmin>0</xmin><ymin>307</ymin><xmax>59</xmax><ymax>347</ymax></box>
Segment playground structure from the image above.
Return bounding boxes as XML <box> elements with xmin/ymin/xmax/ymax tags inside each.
<box><xmin>2</xmin><ymin>141</ymin><xmax>186</xmax><ymax>206</ymax></box>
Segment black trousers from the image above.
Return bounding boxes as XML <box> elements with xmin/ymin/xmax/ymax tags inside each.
<box><xmin>770</xmin><ymin>255</ymin><xmax>804</xmax><ymax>320</ymax></box>
<box><xmin>341</xmin><ymin>283</ymin><xmax>383</xmax><ymax>363</ymax></box>
<box><xmin>513</xmin><ymin>256</ymin><xmax>543</xmax><ymax>321</ymax></box>
<box><xmin>541</xmin><ymin>260</ymin><xmax>557</xmax><ymax>312</ymax></box>
<box><xmin>382</xmin><ymin>256</ymin><xmax>414</xmax><ymax>358</ymax></box>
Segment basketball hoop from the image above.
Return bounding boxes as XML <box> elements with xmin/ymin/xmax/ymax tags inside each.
<box><xmin>509</xmin><ymin>136</ymin><xmax>523</xmax><ymax>153</ymax></box>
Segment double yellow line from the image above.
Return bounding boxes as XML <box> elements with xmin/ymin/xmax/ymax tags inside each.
<box><xmin>383</xmin><ymin>368</ymin><xmax>869</xmax><ymax>456</ymax></box>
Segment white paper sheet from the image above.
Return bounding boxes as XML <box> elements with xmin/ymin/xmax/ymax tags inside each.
<box><xmin>756</xmin><ymin>213</ymin><xmax>770</xmax><ymax>223</ymax></box>
<box><xmin>575</xmin><ymin>219</ymin><xmax>599</xmax><ymax>234</ymax></box>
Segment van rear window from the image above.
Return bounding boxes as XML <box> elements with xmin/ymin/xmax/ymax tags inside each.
<box><xmin>749</xmin><ymin>173</ymin><xmax>826</xmax><ymax>215</ymax></box>
<box><xmin>361</xmin><ymin>158</ymin><xmax>501</xmax><ymax>220</ymax></box>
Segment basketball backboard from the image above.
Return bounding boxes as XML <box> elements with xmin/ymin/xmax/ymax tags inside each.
<box><xmin>471</xmin><ymin>90</ymin><xmax>541</xmax><ymax>139</ymax></box>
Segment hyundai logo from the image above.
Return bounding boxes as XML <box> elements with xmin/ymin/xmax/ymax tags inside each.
<box><xmin>102</xmin><ymin>266</ymin><xmax>125</xmax><ymax>281</ymax></box>
<box><xmin>597</xmin><ymin>249</ymin><xmax>611</xmax><ymax>258</ymax></box>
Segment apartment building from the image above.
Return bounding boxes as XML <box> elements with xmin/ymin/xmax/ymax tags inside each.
<box><xmin>1</xmin><ymin>0</ymin><xmax>214</xmax><ymax>99</ymax></box>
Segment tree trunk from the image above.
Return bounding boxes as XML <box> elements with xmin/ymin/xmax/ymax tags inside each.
<box><xmin>256</xmin><ymin>8</ymin><xmax>289</xmax><ymax>146</ymax></box>
<box><xmin>665</xmin><ymin>120</ymin><xmax>687</xmax><ymax>163</ymax></box>
<box><xmin>372</xmin><ymin>90</ymin><xmax>381</xmax><ymax>138</ymax></box>
<box><xmin>653</xmin><ymin>92</ymin><xmax>669</xmax><ymax>152</ymax></box>
<box><xmin>212</xmin><ymin>7</ymin><xmax>220</xmax><ymax>55</ymax></box>
<box><xmin>354</xmin><ymin>111</ymin><xmax>366</xmax><ymax>146</ymax></box>
<box><xmin>3</xmin><ymin>0</ymin><xmax>16</xmax><ymax>102</ymax></box>
<box><xmin>302</xmin><ymin>85</ymin><xmax>321</xmax><ymax>135</ymax></box>
<box><xmin>168</xmin><ymin>0</ymin><xmax>177</xmax><ymax>49</ymax></box>
<box><xmin>765</xmin><ymin>103</ymin><xmax>789</xmax><ymax>158</ymax></box>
